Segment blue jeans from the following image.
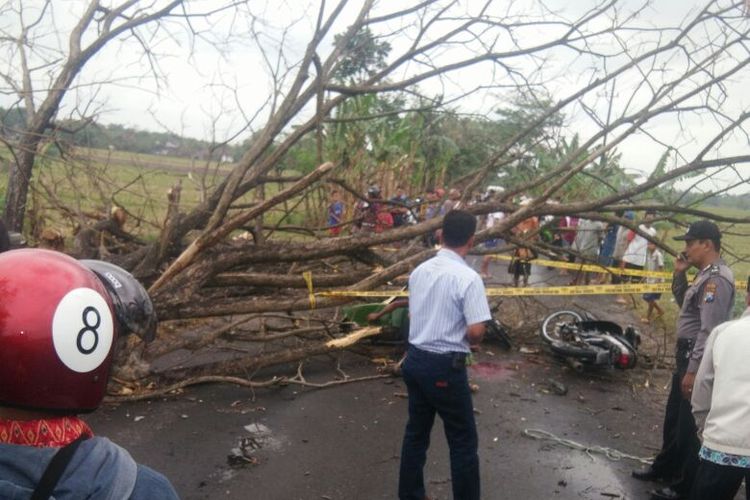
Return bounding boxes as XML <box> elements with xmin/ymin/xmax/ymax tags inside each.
<box><xmin>398</xmin><ymin>346</ymin><xmax>479</xmax><ymax>500</ymax></box>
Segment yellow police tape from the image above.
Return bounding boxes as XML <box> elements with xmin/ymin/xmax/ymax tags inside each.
<box><xmin>302</xmin><ymin>271</ymin><xmax>316</xmax><ymax>309</ymax></box>
<box><xmin>318</xmin><ymin>280</ymin><xmax>748</xmax><ymax>298</ymax></box>
<box><xmin>489</xmin><ymin>253</ymin><xmax>671</xmax><ymax>279</ymax></box>
<box><xmin>319</xmin><ymin>282</ymin><xmax>672</xmax><ymax>298</ymax></box>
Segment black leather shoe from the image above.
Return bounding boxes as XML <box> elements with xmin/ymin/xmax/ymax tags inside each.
<box><xmin>650</xmin><ymin>486</ymin><xmax>684</xmax><ymax>500</ymax></box>
<box><xmin>632</xmin><ymin>467</ymin><xmax>664</xmax><ymax>481</ymax></box>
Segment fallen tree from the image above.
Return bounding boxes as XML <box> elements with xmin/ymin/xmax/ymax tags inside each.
<box><xmin>4</xmin><ymin>1</ymin><xmax>750</xmax><ymax>391</ymax></box>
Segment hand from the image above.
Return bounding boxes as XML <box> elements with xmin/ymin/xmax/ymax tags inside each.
<box><xmin>681</xmin><ymin>371</ymin><xmax>696</xmax><ymax>400</ymax></box>
<box><xmin>674</xmin><ymin>253</ymin><xmax>690</xmax><ymax>273</ymax></box>
<box><xmin>366</xmin><ymin>312</ymin><xmax>380</xmax><ymax>323</ymax></box>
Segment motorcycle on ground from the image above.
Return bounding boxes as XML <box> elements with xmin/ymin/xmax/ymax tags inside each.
<box><xmin>539</xmin><ymin>309</ymin><xmax>640</xmax><ymax>371</ymax></box>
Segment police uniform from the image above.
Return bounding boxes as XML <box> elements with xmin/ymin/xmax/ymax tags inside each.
<box><xmin>650</xmin><ymin>259</ymin><xmax>735</xmax><ymax>496</ymax></box>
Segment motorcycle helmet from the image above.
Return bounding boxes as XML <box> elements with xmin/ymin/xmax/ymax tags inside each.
<box><xmin>367</xmin><ymin>185</ymin><xmax>381</xmax><ymax>198</ymax></box>
<box><xmin>0</xmin><ymin>249</ymin><xmax>117</xmax><ymax>412</ymax></box>
<box><xmin>81</xmin><ymin>260</ymin><xmax>157</xmax><ymax>342</ymax></box>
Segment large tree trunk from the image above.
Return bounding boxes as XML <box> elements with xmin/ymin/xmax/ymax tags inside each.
<box><xmin>3</xmin><ymin>147</ymin><xmax>36</xmax><ymax>231</ymax></box>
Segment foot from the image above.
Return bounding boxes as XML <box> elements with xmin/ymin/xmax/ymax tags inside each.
<box><xmin>641</xmin><ymin>317</ymin><xmax>650</xmax><ymax>324</ymax></box>
<box><xmin>650</xmin><ymin>486</ymin><xmax>684</xmax><ymax>500</ymax></box>
<box><xmin>615</xmin><ymin>297</ymin><xmax>628</xmax><ymax>305</ymax></box>
<box><xmin>631</xmin><ymin>467</ymin><xmax>665</xmax><ymax>482</ymax></box>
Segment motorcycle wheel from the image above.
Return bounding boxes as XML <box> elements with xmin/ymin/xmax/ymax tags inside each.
<box><xmin>540</xmin><ymin>310</ymin><xmax>583</xmax><ymax>344</ymax></box>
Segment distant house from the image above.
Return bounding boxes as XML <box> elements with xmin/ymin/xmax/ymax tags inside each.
<box><xmin>157</xmin><ymin>140</ymin><xmax>181</xmax><ymax>156</ymax></box>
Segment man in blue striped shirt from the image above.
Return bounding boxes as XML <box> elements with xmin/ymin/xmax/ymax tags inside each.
<box><xmin>398</xmin><ymin>209</ymin><xmax>491</xmax><ymax>500</ymax></box>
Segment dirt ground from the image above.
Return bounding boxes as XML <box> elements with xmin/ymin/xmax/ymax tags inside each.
<box><xmin>88</xmin><ymin>259</ymin><xmax>679</xmax><ymax>500</ymax></box>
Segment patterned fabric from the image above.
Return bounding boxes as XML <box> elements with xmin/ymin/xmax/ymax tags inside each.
<box><xmin>0</xmin><ymin>417</ymin><xmax>93</xmax><ymax>447</ymax></box>
<box><xmin>700</xmin><ymin>445</ymin><xmax>750</xmax><ymax>468</ymax></box>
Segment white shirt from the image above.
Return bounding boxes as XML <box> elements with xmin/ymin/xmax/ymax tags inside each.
<box><xmin>485</xmin><ymin>211</ymin><xmax>505</xmax><ymax>229</ymax></box>
<box><xmin>693</xmin><ymin>309</ymin><xmax>750</xmax><ymax>456</ymax></box>
<box><xmin>573</xmin><ymin>219</ymin><xmax>605</xmax><ymax>256</ymax></box>
<box><xmin>622</xmin><ymin>224</ymin><xmax>657</xmax><ymax>267</ymax></box>
<box><xmin>408</xmin><ymin>248</ymin><xmax>491</xmax><ymax>353</ymax></box>
<box><xmin>645</xmin><ymin>248</ymin><xmax>665</xmax><ymax>284</ymax></box>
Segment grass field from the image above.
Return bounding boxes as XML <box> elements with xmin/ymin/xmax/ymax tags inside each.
<box><xmin>0</xmin><ymin>146</ymin><xmax>316</xmax><ymax>243</ymax></box>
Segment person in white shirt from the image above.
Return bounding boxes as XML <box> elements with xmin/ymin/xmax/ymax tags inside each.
<box><xmin>621</xmin><ymin>209</ymin><xmax>658</xmax><ymax>273</ymax></box>
<box><xmin>479</xmin><ymin>209</ymin><xmax>505</xmax><ymax>279</ymax></box>
<box><xmin>641</xmin><ymin>241</ymin><xmax>665</xmax><ymax>323</ymax></box>
<box><xmin>398</xmin><ymin>210</ymin><xmax>491</xmax><ymax>500</ymax></box>
<box><xmin>617</xmin><ymin>210</ymin><xmax>657</xmax><ymax>304</ymax></box>
<box><xmin>690</xmin><ymin>284</ymin><xmax>750</xmax><ymax>500</ymax></box>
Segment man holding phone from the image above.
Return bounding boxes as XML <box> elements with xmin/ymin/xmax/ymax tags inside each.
<box><xmin>632</xmin><ymin>220</ymin><xmax>735</xmax><ymax>500</ymax></box>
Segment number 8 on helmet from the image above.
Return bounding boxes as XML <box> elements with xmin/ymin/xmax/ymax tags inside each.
<box><xmin>0</xmin><ymin>249</ymin><xmax>151</xmax><ymax>412</ymax></box>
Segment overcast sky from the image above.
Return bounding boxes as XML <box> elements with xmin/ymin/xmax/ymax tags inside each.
<box><xmin>1</xmin><ymin>0</ymin><xmax>747</xmax><ymax>192</ymax></box>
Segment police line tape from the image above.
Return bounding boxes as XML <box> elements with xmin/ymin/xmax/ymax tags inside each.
<box><xmin>489</xmin><ymin>253</ymin><xmax>671</xmax><ymax>279</ymax></box>
<box><xmin>318</xmin><ymin>282</ymin><xmax>673</xmax><ymax>298</ymax></box>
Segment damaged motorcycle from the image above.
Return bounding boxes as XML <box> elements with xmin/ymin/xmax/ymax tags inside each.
<box><xmin>539</xmin><ymin>309</ymin><xmax>640</xmax><ymax>371</ymax></box>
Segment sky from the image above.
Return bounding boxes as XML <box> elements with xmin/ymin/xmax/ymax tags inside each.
<box><xmin>1</xmin><ymin>0</ymin><xmax>748</xmax><ymax>192</ymax></box>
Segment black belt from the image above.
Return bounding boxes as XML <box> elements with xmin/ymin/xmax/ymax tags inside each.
<box><xmin>408</xmin><ymin>345</ymin><xmax>468</xmax><ymax>367</ymax></box>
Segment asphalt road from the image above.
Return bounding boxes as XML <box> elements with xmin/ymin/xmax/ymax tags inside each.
<box><xmin>90</xmin><ymin>348</ymin><xmax>671</xmax><ymax>499</ymax></box>
<box><xmin>88</xmin><ymin>256</ymin><xmax>674</xmax><ymax>499</ymax></box>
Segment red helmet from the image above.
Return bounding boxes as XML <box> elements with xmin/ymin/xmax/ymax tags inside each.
<box><xmin>0</xmin><ymin>249</ymin><xmax>117</xmax><ymax>412</ymax></box>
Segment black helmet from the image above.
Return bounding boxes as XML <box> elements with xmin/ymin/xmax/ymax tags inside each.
<box><xmin>367</xmin><ymin>185</ymin><xmax>381</xmax><ymax>198</ymax></box>
<box><xmin>81</xmin><ymin>260</ymin><xmax>157</xmax><ymax>342</ymax></box>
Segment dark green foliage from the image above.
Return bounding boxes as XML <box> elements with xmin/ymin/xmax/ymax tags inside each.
<box><xmin>332</xmin><ymin>28</ymin><xmax>391</xmax><ymax>82</ymax></box>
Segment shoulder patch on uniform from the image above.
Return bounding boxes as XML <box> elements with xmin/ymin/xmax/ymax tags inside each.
<box><xmin>703</xmin><ymin>281</ymin><xmax>717</xmax><ymax>303</ymax></box>
<box><xmin>709</xmin><ymin>264</ymin><xmax>721</xmax><ymax>275</ymax></box>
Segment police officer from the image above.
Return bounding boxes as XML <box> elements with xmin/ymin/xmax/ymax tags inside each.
<box><xmin>632</xmin><ymin>220</ymin><xmax>735</xmax><ymax>500</ymax></box>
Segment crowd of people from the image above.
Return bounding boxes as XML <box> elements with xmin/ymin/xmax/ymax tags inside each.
<box><xmin>327</xmin><ymin>184</ymin><xmax>472</xmax><ymax>237</ymax></box>
<box><xmin>332</xmin><ymin>185</ymin><xmax>670</xmax><ymax>309</ymax></box>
